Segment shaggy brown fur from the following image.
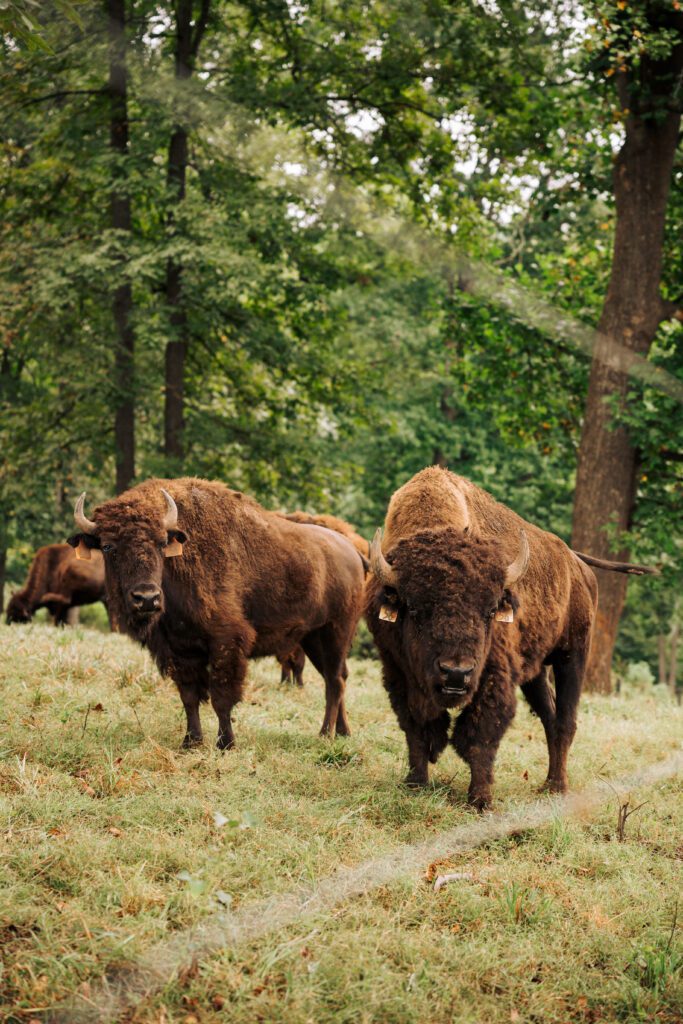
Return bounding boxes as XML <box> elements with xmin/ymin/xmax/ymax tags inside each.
<box><xmin>68</xmin><ymin>478</ymin><xmax>365</xmax><ymax>748</ymax></box>
<box><xmin>276</xmin><ymin>512</ymin><xmax>370</xmax><ymax>686</ymax></box>
<box><xmin>6</xmin><ymin>544</ymin><xmax>105</xmax><ymax>625</ymax></box>
<box><xmin>367</xmin><ymin>467</ymin><xmax>602</xmax><ymax>810</ymax></box>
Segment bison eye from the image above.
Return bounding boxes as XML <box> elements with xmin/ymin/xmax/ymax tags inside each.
<box><xmin>102</xmin><ymin>543</ymin><xmax>116</xmax><ymax>555</ymax></box>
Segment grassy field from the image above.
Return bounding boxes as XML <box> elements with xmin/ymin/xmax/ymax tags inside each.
<box><xmin>0</xmin><ymin>623</ymin><xmax>681</xmax><ymax>1023</ymax></box>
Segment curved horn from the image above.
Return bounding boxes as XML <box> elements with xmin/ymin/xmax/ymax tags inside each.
<box><xmin>369</xmin><ymin>528</ymin><xmax>398</xmax><ymax>588</ymax></box>
<box><xmin>161</xmin><ymin>488</ymin><xmax>178</xmax><ymax>531</ymax></box>
<box><xmin>452</xmin><ymin>486</ymin><xmax>470</xmax><ymax>531</ymax></box>
<box><xmin>74</xmin><ymin>492</ymin><xmax>97</xmax><ymax>535</ymax></box>
<box><xmin>504</xmin><ymin>529</ymin><xmax>530</xmax><ymax>588</ymax></box>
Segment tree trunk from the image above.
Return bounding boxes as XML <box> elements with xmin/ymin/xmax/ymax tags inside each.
<box><xmin>0</xmin><ymin>534</ymin><xmax>6</xmax><ymax>615</ymax></box>
<box><xmin>163</xmin><ymin>1</ymin><xmax>210</xmax><ymax>465</ymax></box>
<box><xmin>108</xmin><ymin>0</ymin><xmax>135</xmax><ymax>493</ymax></box>
<box><xmin>658</xmin><ymin>634</ymin><xmax>667</xmax><ymax>687</ymax></box>
<box><xmin>571</xmin><ymin>29</ymin><xmax>683</xmax><ymax>694</ymax></box>
<box><xmin>164</xmin><ymin>126</ymin><xmax>189</xmax><ymax>462</ymax></box>
<box><xmin>668</xmin><ymin>623</ymin><xmax>679</xmax><ymax>695</ymax></box>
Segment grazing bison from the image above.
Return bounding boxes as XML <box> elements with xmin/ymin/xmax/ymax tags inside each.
<box><xmin>68</xmin><ymin>479</ymin><xmax>365</xmax><ymax>747</ymax></box>
<box><xmin>276</xmin><ymin>512</ymin><xmax>370</xmax><ymax>686</ymax></box>
<box><xmin>6</xmin><ymin>543</ymin><xmax>105</xmax><ymax>625</ymax></box>
<box><xmin>366</xmin><ymin>467</ymin><xmax>657</xmax><ymax>810</ymax></box>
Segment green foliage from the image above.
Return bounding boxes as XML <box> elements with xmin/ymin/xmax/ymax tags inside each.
<box><xmin>0</xmin><ymin>0</ymin><xmax>681</xmax><ymax>673</ymax></box>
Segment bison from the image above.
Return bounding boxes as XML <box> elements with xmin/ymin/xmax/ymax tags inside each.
<box><xmin>68</xmin><ymin>478</ymin><xmax>365</xmax><ymax>747</ymax></box>
<box><xmin>365</xmin><ymin>466</ymin><xmax>657</xmax><ymax>810</ymax></box>
<box><xmin>276</xmin><ymin>512</ymin><xmax>369</xmax><ymax>685</ymax></box>
<box><xmin>6</xmin><ymin>543</ymin><xmax>105</xmax><ymax>625</ymax></box>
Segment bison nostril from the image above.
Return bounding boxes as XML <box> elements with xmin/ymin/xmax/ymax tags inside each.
<box><xmin>438</xmin><ymin>661</ymin><xmax>474</xmax><ymax>685</ymax></box>
<box><xmin>130</xmin><ymin>588</ymin><xmax>161</xmax><ymax>612</ymax></box>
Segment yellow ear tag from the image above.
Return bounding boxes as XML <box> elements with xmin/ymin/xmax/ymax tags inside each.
<box><xmin>495</xmin><ymin>605</ymin><xmax>514</xmax><ymax>623</ymax></box>
<box><xmin>75</xmin><ymin>539</ymin><xmax>92</xmax><ymax>561</ymax></box>
<box><xmin>379</xmin><ymin>604</ymin><xmax>398</xmax><ymax>623</ymax></box>
<box><xmin>164</xmin><ymin>538</ymin><xmax>183</xmax><ymax>557</ymax></box>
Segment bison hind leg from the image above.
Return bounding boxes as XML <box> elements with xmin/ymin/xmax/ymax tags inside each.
<box><xmin>520</xmin><ymin>668</ymin><xmax>561</xmax><ymax>792</ymax></box>
<box><xmin>302</xmin><ymin>628</ymin><xmax>350</xmax><ymax>738</ymax></box>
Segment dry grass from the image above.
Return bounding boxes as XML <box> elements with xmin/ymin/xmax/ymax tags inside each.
<box><xmin>0</xmin><ymin>622</ymin><xmax>681</xmax><ymax>1023</ymax></box>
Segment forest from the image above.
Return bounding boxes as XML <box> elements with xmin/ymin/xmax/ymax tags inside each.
<box><xmin>1</xmin><ymin>0</ymin><xmax>682</xmax><ymax>691</ymax></box>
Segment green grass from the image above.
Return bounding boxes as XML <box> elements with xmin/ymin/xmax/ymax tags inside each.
<box><xmin>0</xmin><ymin>623</ymin><xmax>681</xmax><ymax>1023</ymax></box>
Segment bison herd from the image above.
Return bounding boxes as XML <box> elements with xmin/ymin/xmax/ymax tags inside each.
<box><xmin>6</xmin><ymin>467</ymin><xmax>657</xmax><ymax>810</ymax></box>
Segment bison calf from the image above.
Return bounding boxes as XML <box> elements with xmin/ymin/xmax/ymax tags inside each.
<box><xmin>68</xmin><ymin>478</ymin><xmax>365</xmax><ymax>748</ymax></box>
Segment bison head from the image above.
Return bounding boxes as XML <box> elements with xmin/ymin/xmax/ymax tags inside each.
<box><xmin>369</xmin><ymin>527</ymin><xmax>529</xmax><ymax>708</ymax></box>
<box><xmin>6</xmin><ymin>593</ymin><xmax>32</xmax><ymax>624</ymax></box>
<box><xmin>67</xmin><ymin>489</ymin><xmax>187</xmax><ymax>630</ymax></box>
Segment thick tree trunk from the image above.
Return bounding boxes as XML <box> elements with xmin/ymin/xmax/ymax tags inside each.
<box><xmin>668</xmin><ymin>623</ymin><xmax>679</xmax><ymax>695</ymax></box>
<box><xmin>108</xmin><ymin>0</ymin><xmax>135</xmax><ymax>493</ymax></box>
<box><xmin>571</xmin><ymin>36</ymin><xmax>683</xmax><ymax>693</ymax></box>
<box><xmin>163</xmin><ymin>1</ymin><xmax>210</xmax><ymax>465</ymax></box>
<box><xmin>658</xmin><ymin>634</ymin><xmax>667</xmax><ymax>687</ymax></box>
<box><xmin>0</xmin><ymin>536</ymin><xmax>6</xmax><ymax>615</ymax></box>
<box><xmin>164</xmin><ymin>126</ymin><xmax>189</xmax><ymax>462</ymax></box>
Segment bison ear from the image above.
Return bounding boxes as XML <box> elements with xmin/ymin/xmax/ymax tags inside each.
<box><xmin>67</xmin><ymin>533</ymin><xmax>99</xmax><ymax>560</ymax></box>
<box><xmin>495</xmin><ymin>590</ymin><xmax>519</xmax><ymax>623</ymax></box>
<box><xmin>164</xmin><ymin>529</ymin><xmax>187</xmax><ymax>557</ymax></box>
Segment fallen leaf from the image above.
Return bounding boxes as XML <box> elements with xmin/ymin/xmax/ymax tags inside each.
<box><xmin>522</xmin><ymin>770</ymin><xmax>529</xmax><ymax>781</ymax></box>
<box><xmin>108</xmin><ymin>827</ymin><xmax>122</xmax><ymax>838</ymax></box>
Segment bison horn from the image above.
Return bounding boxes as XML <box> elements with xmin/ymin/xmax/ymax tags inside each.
<box><xmin>504</xmin><ymin>529</ymin><xmax>530</xmax><ymax>587</ymax></box>
<box><xmin>453</xmin><ymin>486</ymin><xmax>470</xmax><ymax>531</ymax></box>
<box><xmin>370</xmin><ymin>528</ymin><xmax>398</xmax><ymax>588</ymax></box>
<box><xmin>74</xmin><ymin>492</ymin><xmax>97</xmax><ymax>535</ymax></box>
<box><xmin>161</xmin><ymin>488</ymin><xmax>178</xmax><ymax>531</ymax></box>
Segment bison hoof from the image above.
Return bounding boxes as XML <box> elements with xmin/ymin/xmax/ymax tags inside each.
<box><xmin>403</xmin><ymin>770</ymin><xmax>428</xmax><ymax>788</ymax></box>
<box><xmin>181</xmin><ymin>734</ymin><xmax>203</xmax><ymax>750</ymax></box>
<box><xmin>539</xmin><ymin>777</ymin><xmax>567</xmax><ymax>795</ymax></box>
<box><xmin>216</xmin><ymin>733</ymin><xmax>235</xmax><ymax>751</ymax></box>
<box><xmin>467</xmin><ymin>791</ymin><xmax>492</xmax><ymax>812</ymax></box>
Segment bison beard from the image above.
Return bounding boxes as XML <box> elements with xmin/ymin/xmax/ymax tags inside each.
<box><xmin>365</xmin><ymin>467</ymin><xmax>609</xmax><ymax>811</ymax></box>
<box><xmin>68</xmin><ymin>478</ymin><xmax>365</xmax><ymax>748</ymax></box>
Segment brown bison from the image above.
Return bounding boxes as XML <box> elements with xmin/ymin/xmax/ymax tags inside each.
<box><xmin>68</xmin><ymin>479</ymin><xmax>365</xmax><ymax>747</ymax></box>
<box><xmin>6</xmin><ymin>543</ymin><xmax>105</xmax><ymax>625</ymax></box>
<box><xmin>276</xmin><ymin>512</ymin><xmax>369</xmax><ymax>685</ymax></box>
<box><xmin>366</xmin><ymin>467</ymin><xmax>657</xmax><ymax>810</ymax></box>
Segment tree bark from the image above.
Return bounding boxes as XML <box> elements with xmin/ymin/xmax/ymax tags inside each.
<box><xmin>108</xmin><ymin>0</ymin><xmax>135</xmax><ymax>493</ymax></box>
<box><xmin>0</xmin><ymin>533</ymin><xmax>6</xmax><ymax>615</ymax></box>
<box><xmin>668</xmin><ymin>623</ymin><xmax>679</xmax><ymax>695</ymax></box>
<box><xmin>658</xmin><ymin>634</ymin><xmax>667</xmax><ymax>687</ymax></box>
<box><xmin>164</xmin><ymin>0</ymin><xmax>210</xmax><ymax>464</ymax></box>
<box><xmin>571</xmin><ymin>22</ymin><xmax>683</xmax><ymax>693</ymax></box>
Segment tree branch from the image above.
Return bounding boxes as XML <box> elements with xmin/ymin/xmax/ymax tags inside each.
<box><xmin>191</xmin><ymin>0</ymin><xmax>211</xmax><ymax>59</ymax></box>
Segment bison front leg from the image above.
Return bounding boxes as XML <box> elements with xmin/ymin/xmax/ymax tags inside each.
<box><xmin>166</xmin><ymin>660</ymin><xmax>209</xmax><ymax>748</ymax></box>
<box><xmin>209</xmin><ymin>637</ymin><xmax>251</xmax><ymax>750</ymax></box>
<box><xmin>452</xmin><ymin>672</ymin><xmax>516</xmax><ymax>811</ymax></box>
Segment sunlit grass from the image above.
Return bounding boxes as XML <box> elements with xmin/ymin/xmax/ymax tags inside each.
<box><xmin>0</xmin><ymin>623</ymin><xmax>681</xmax><ymax>1021</ymax></box>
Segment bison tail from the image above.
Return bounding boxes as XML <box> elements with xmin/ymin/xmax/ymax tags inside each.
<box><xmin>572</xmin><ymin>551</ymin><xmax>660</xmax><ymax>576</ymax></box>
